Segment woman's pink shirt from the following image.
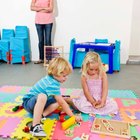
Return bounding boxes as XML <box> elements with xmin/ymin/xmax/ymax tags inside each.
<box><xmin>35</xmin><ymin>0</ymin><xmax>54</xmax><ymax>24</ymax></box>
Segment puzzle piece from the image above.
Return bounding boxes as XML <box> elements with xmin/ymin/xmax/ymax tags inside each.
<box><xmin>0</xmin><ymin>116</ymin><xmax>22</xmax><ymax>138</ymax></box>
<box><xmin>119</xmin><ymin>108</ymin><xmax>140</xmax><ymax>124</ymax></box>
<box><xmin>11</xmin><ymin>118</ymin><xmax>32</xmax><ymax>139</ymax></box>
<box><xmin>11</xmin><ymin>117</ymin><xmax>57</xmax><ymax>140</ymax></box>
<box><xmin>0</xmin><ymin>85</ymin><xmax>30</xmax><ymax>94</ymax></box>
<box><xmin>0</xmin><ymin>103</ymin><xmax>27</xmax><ymax>117</ymax></box>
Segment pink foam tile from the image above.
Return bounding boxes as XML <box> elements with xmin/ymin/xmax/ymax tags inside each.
<box><xmin>60</xmin><ymin>88</ymin><xmax>67</xmax><ymax>95</ymax></box>
<box><xmin>89</xmin><ymin>133</ymin><xmax>128</xmax><ymax>140</ymax></box>
<box><xmin>136</xmin><ymin>126</ymin><xmax>140</xmax><ymax>134</ymax></box>
<box><xmin>0</xmin><ymin>86</ymin><xmax>22</xmax><ymax>94</ymax></box>
<box><xmin>115</xmin><ymin>98</ymin><xmax>140</xmax><ymax>109</ymax></box>
<box><xmin>52</xmin><ymin>121</ymin><xmax>92</xmax><ymax>140</ymax></box>
<box><xmin>0</xmin><ymin>102</ymin><xmax>4</xmax><ymax>107</ymax></box>
<box><xmin>0</xmin><ymin>116</ymin><xmax>22</xmax><ymax>138</ymax></box>
<box><xmin>0</xmin><ymin>85</ymin><xmax>30</xmax><ymax>94</ymax></box>
<box><xmin>60</xmin><ymin>88</ymin><xmax>81</xmax><ymax>96</ymax></box>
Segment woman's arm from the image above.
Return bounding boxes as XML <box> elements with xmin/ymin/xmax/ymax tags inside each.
<box><xmin>30</xmin><ymin>0</ymin><xmax>43</xmax><ymax>12</ymax></box>
<box><xmin>81</xmin><ymin>76</ymin><xmax>97</xmax><ymax>107</ymax></box>
<box><xmin>43</xmin><ymin>0</ymin><xmax>54</xmax><ymax>13</ymax></box>
<box><xmin>30</xmin><ymin>0</ymin><xmax>53</xmax><ymax>13</ymax></box>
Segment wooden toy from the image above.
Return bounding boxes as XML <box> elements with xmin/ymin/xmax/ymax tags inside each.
<box><xmin>62</xmin><ymin>116</ymin><xmax>76</xmax><ymax>130</ymax></box>
<box><xmin>129</xmin><ymin>121</ymin><xmax>138</xmax><ymax>126</ymax></box>
<box><xmin>91</xmin><ymin>118</ymin><xmax>130</xmax><ymax>138</ymax></box>
<box><xmin>128</xmin><ymin>115</ymin><xmax>136</xmax><ymax>120</ymax></box>
<box><xmin>44</xmin><ymin>46</ymin><xmax>64</xmax><ymax>67</ymax></box>
<box><xmin>81</xmin><ymin>133</ymin><xmax>89</xmax><ymax>140</ymax></box>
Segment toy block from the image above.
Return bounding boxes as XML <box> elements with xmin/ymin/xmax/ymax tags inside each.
<box><xmin>62</xmin><ymin>116</ymin><xmax>75</xmax><ymax>130</ymax></box>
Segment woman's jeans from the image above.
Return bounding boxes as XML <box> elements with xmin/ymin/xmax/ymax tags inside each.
<box><xmin>35</xmin><ymin>23</ymin><xmax>53</xmax><ymax>60</ymax></box>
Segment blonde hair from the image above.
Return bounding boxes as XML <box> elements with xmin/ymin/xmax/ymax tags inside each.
<box><xmin>47</xmin><ymin>57</ymin><xmax>72</xmax><ymax>76</ymax></box>
<box><xmin>82</xmin><ymin>51</ymin><xmax>103</xmax><ymax>76</ymax></box>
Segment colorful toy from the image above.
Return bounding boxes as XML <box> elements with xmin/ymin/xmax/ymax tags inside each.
<box><xmin>23</xmin><ymin>126</ymin><xmax>30</xmax><ymax>133</ymax></box>
<box><xmin>12</xmin><ymin>105</ymin><xmax>23</xmax><ymax>112</ymax></box>
<box><xmin>91</xmin><ymin>118</ymin><xmax>130</xmax><ymax>139</ymax></box>
<box><xmin>62</xmin><ymin>116</ymin><xmax>76</xmax><ymax>130</ymax></box>
<box><xmin>53</xmin><ymin>112</ymin><xmax>67</xmax><ymax>122</ymax></box>
<box><xmin>81</xmin><ymin>133</ymin><xmax>89</xmax><ymax>140</ymax></box>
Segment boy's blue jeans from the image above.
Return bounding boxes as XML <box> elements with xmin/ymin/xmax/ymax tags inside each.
<box><xmin>22</xmin><ymin>95</ymin><xmax>56</xmax><ymax>114</ymax></box>
<box><xmin>35</xmin><ymin>23</ymin><xmax>53</xmax><ymax>60</ymax></box>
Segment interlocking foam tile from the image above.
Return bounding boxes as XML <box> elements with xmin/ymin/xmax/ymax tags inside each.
<box><xmin>111</xmin><ymin>112</ymin><xmax>123</xmax><ymax>121</ymax></box>
<box><xmin>130</xmin><ymin>125</ymin><xmax>140</xmax><ymax>140</ymax></box>
<box><xmin>42</xmin><ymin>118</ymin><xmax>57</xmax><ymax>140</ymax></box>
<box><xmin>11</xmin><ymin>118</ymin><xmax>56</xmax><ymax>140</ymax></box>
<box><xmin>89</xmin><ymin>133</ymin><xmax>128</xmax><ymax>140</ymax></box>
<box><xmin>0</xmin><ymin>102</ymin><xmax>4</xmax><ymax>108</ymax></box>
<box><xmin>0</xmin><ymin>85</ymin><xmax>30</xmax><ymax>94</ymax></box>
<box><xmin>0</xmin><ymin>93</ymin><xmax>23</xmax><ymax>103</ymax></box>
<box><xmin>108</xmin><ymin>90</ymin><xmax>137</xmax><ymax>98</ymax></box>
<box><xmin>61</xmin><ymin>88</ymin><xmax>81</xmax><ymax>96</ymax></box>
<box><xmin>0</xmin><ymin>116</ymin><xmax>22</xmax><ymax>138</ymax></box>
<box><xmin>96</xmin><ymin>114</ymin><xmax>112</xmax><ymax>120</ymax></box>
<box><xmin>0</xmin><ymin>86</ymin><xmax>140</xmax><ymax>139</ymax></box>
<box><xmin>119</xmin><ymin>108</ymin><xmax>140</xmax><ymax>123</ymax></box>
<box><xmin>115</xmin><ymin>98</ymin><xmax>140</xmax><ymax>109</ymax></box>
<box><xmin>52</xmin><ymin>120</ymin><xmax>92</xmax><ymax>140</ymax></box>
<box><xmin>11</xmin><ymin>117</ymin><xmax>33</xmax><ymax>139</ymax></box>
<box><xmin>130</xmin><ymin>125</ymin><xmax>140</xmax><ymax>138</ymax></box>
<box><xmin>0</xmin><ymin>103</ymin><xmax>27</xmax><ymax>117</ymax></box>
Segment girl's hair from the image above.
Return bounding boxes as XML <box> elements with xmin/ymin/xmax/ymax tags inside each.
<box><xmin>81</xmin><ymin>51</ymin><xmax>103</xmax><ymax>76</ymax></box>
<box><xmin>47</xmin><ymin>57</ymin><xmax>72</xmax><ymax>76</ymax></box>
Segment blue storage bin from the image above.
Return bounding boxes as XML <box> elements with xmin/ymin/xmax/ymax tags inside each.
<box><xmin>15</xmin><ymin>26</ymin><xmax>29</xmax><ymax>38</ymax></box>
<box><xmin>0</xmin><ymin>40</ymin><xmax>10</xmax><ymax>63</ymax></box>
<box><xmin>0</xmin><ymin>50</ymin><xmax>2</xmax><ymax>60</ymax></box>
<box><xmin>69</xmin><ymin>38</ymin><xmax>86</xmax><ymax>67</ymax></box>
<box><xmin>10</xmin><ymin>54</ymin><xmax>30</xmax><ymax>64</ymax></box>
<box><xmin>2</xmin><ymin>29</ymin><xmax>14</xmax><ymax>40</ymax></box>
<box><xmin>9</xmin><ymin>26</ymin><xmax>30</xmax><ymax>64</ymax></box>
<box><xmin>75</xmin><ymin>51</ymin><xmax>86</xmax><ymax>67</ymax></box>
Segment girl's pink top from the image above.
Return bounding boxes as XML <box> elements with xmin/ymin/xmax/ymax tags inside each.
<box><xmin>72</xmin><ymin>78</ymin><xmax>118</xmax><ymax>115</ymax></box>
<box><xmin>35</xmin><ymin>0</ymin><xmax>54</xmax><ymax>24</ymax></box>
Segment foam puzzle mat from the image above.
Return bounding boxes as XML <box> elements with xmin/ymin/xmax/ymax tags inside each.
<box><xmin>0</xmin><ymin>85</ymin><xmax>140</xmax><ymax>140</ymax></box>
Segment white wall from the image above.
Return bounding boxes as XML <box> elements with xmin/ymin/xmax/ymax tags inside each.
<box><xmin>129</xmin><ymin>0</ymin><xmax>140</xmax><ymax>55</ymax></box>
<box><xmin>0</xmin><ymin>0</ymin><xmax>133</xmax><ymax>63</ymax></box>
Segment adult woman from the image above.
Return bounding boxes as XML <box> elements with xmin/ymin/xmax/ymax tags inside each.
<box><xmin>31</xmin><ymin>0</ymin><xmax>54</xmax><ymax>64</ymax></box>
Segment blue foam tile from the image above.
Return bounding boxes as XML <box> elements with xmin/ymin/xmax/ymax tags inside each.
<box><xmin>108</xmin><ymin>90</ymin><xmax>137</xmax><ymax>98</ymax></box>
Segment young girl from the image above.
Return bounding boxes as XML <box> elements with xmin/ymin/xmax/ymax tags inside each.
<box><xmin>22</xmin><ymin>57</ymin><xmax>81</xmax><ymax>137</ymax></box>
<box><xmin>68</xmin><ymin>51</ymin><xmax>118</xmax><ymax>115</ymax></box>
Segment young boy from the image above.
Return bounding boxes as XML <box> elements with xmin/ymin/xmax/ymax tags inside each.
<box><xmin>22</xmin><ymin>57</ymin><xmax>81</xmax><ymax>137</ymax></box>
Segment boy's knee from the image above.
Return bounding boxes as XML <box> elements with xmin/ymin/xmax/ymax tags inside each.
<box><xmin>37</xmin><ymin>93</ymin><xmax>47</xmax><ymax>102</ymax></box>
